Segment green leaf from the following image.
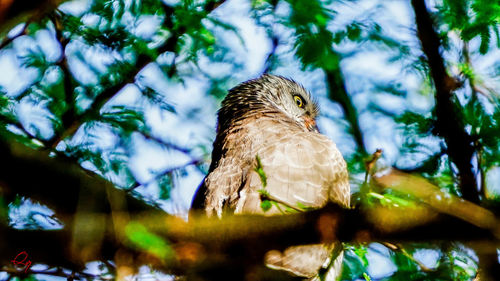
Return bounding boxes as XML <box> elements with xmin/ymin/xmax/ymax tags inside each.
<box><xmin>342</xmin><ymin>246</ymin><xmax>370</xmax><ymax>280</ymax></box>
<box><xmin>479</xmin><ymin>29</ymin><xmax>491</xmax><ymax>54</ymax></box>
<box><xmin>260</xmin><ymin>199</ymin><xmax>272</xmax><ymax>212</ymax></box>
<box><xmin>395</xmin><ymin>111</ymin><xmax>434</xmax><ymax>135</ymax></box>
<box><xmin>125</xmin><ymin>222</ymin><xmax>174</xmax><ymax>260</ymax></box>
<box><xmin>257</xmin><ymin>188</ymin><xmax>270</xmax><ymax>197</ymax></box>
<box><xmin>346</xmin><ymin>23</ymin><xmax>362</xmax><ymax>41</ymax></box>
<box><xmin>100</xmin><ymin>106</ymin><xmax>146</xmax><ymax>132</ymax></box>
<box><xmin>353</xmin><ymin>245</ymin><xmax>369</xmax><ymax>267</ymax></box>
<box><xmin>158</xmin><ymin>174</ymin><xmax>173</xmax><ymax>200</ymax></box>
<box><xmin>19</xmin><ymin>48</ymin><xmax>48</xmax><ymax>73</ymax></box>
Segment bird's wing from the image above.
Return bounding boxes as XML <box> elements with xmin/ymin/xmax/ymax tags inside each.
<box><xmin>196</xmin><ymin>156</ymin><xmax>246</xmax><ymax>217</ymax></box>
<box><xmin>235</xmin><ymin>122</ymin><xmax>350</xmax><ymax>215</ymax></box>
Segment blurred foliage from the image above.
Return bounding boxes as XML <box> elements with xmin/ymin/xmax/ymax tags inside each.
<box><xmin>438</xmin><ymin>0</ymin><xmax>500</xmax><ymax>54</ymax></box>
<box><xmin>0</xmin><ymin>0</ymin><xmax>499</xmax><ymax>280</ymax></box>
<box><xmin>125</xmin><ymin>221</ymin><xmax>175</xmax><ymax>261</ymax></box>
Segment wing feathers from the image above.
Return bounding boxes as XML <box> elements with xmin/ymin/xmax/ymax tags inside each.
<box><xmin>235</xmin><ymin>121</ymin><xmax>350</xmax><ymax>215</ymax></box>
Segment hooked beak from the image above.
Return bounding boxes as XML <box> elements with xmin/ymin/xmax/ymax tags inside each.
<box><xmin>302</xmin><ymin>116</ymin><xmax>319</xmax><ymax>133</ymax></box>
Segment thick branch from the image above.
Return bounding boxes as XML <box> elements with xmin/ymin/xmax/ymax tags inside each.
<box><xmin>374</xmin><ymin>170</ymin><xmax>498</xmax><ymax>232</ymax></box>
<box><xmin>0</xmin><ymin>204</ymin><xmax>498</xmax><ymax>277</ymax></box>
<box><xmin>410</xmin><ymin>0</ymin><xmax>478</xmax><ymax>203</ymax></box>
<box><xmin>0</xmin><ymin>0</ymin><xmax>68</xmax><ymax>35</ymax></box>
<box><xmin>0</xmin><ymin>141</ymin><xmax>498</xmax><ymax>278</ymax></box>
<box><xmin>0</xmin><ymin>137</ymin><xmax>164</xmax><ymax>224</ymax></box>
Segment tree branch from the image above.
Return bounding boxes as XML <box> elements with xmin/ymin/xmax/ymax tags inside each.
<box><xmin>0</xmin><ymin>203</ymin><xmax>498</xmax><ymax>278</ymax></box>
<box><xmin>0</xmin><ymin>139</ymin><xmax>498</xmax><ymax>278</ymax></box>
<box><xmin>410</xmin><ymin>0</ymin><xmax>478</xmax><ymax>203</ymax></box>
<box><xmin>0</xmin><ymin>136</ymin><xmax>500</xmax><ymax>277</ymax></box>
<box><xmin>374</xmin><ymin>170</ymin><xmax>498</xmax><ymax>232</ymax></box>
<box><xmin>324</xmin><ymin>67</ymin><xmax>367</xmax><ymax>155</ymax></box>
<box><xmin>0</xmin><ymin>137</ymin><xmax>165</xmax><ymax>224</ymax></box>
<box><xmin>0</xmin><ymin>0</ymin><xmax>69</xmax><ymax>36</ymax></box>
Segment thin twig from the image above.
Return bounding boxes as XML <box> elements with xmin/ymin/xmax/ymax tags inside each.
<box><xmin>260</xmin><ymin>193</ymin><xmax>304</xmax><ymax>212</ymax></box>
<box><xmin>364</xmin><ymin>148</ymin><xmax>383</xmax><ymax>184</ymax></box>
<box><xmin>263</xmin><ymin>35</ymin><xmax>279</xmax><ymax>74</ymax></box>
<box><xmin>380</xmin><ymin>242</ymin><xmax>435</xmax><ymax>273</ymax></box>
<box><xmin>0</xmin><ymin>23</ymin><xmax>27</xmax><ymax>49</ymax></box>
<box><xmin>49</xmin><ymin>11</ymin><xmax>77</xmax><ymax>148</ymax></box>
<box><xmin>125</xmin><ymin>159</ymin><xmax>203</xmax><ymax>192</ymax></box>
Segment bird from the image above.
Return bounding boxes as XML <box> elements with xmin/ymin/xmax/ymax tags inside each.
<box><xmin>191</xmin><ymin>74</ymin><xmax>350</xmax><ymax>280</ymax></box>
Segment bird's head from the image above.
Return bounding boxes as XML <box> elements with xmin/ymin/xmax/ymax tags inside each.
<box><xmin>220</xmin><ymin>74</ymin><xmax>320</xmax><ymax>132</ymax></box>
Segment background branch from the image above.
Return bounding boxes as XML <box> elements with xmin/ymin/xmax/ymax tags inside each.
<box><xmin>410</xmin><ymin>0</ymin><xmax>478</xmax><ymax>203</ymax></box>
<box><xmin>325</xmin><ymin>67</ymin><xmax>367</xmax><ymax>155</ymax></box>
<box><xmin>45</xmin><ymin>1</ymin><xmax>226</xmax><ymax>149</ymax></box>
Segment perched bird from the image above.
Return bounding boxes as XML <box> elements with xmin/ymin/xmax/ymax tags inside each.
<box><xmin>191</xmin><ymin>74</ymin><xmax>350</xmax><ymax>280</ymax></box>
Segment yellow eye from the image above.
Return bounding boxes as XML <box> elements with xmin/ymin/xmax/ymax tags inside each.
<box><xmin>294</xmin><ymin>95</ymin><xmax>304</xmax><ymax>108</ymax></box>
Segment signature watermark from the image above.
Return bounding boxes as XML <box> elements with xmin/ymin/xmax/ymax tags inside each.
<box><xmin>11</xmin><ymin>251</ymin><xmax>32</xmax><ymax>273</ymax></box>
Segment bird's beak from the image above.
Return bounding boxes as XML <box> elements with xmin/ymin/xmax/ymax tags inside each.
<box><xmin>302</xmin><ymin>116</ymin><xmax>319</xmax><ymax>133</ymax></box>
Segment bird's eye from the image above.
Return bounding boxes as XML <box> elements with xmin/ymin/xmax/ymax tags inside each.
<box><xmin>294</xmin><ymin>95</ymin><xmax>304</xmax><ymax>108</ymax></box>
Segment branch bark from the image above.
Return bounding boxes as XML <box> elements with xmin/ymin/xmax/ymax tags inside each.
<box><xmin>0</xmin><ymin>203</ymin><xmax>498</xmax><ymax>278</ymax></box>
<box><xmin>0</xmin><ymin>0</ymin><xmax>68</xmax><ymax>36</ymax></box>
<box><xmin>0</xmin><ymin>136</ymin><xmax>164</xmax><ymax>224</ymax></box>
<box><xmin>410</xmin><ymin>0</ymin><xmax>478</xmax><ymax>203</ymax></box>
<box><xmin>0</xmin><ymin>137</ymin><xmax>498</xmax><ymax>278</ymax></box>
